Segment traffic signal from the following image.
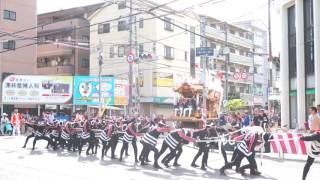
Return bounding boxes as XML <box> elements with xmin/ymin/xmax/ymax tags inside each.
<box><xmin>139</xmin><ymin>53</ymin><xmax>153</xmax><ymax>61</ymax></box>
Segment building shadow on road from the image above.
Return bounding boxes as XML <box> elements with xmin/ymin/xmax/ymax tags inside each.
<box><xmin>29</xmin><ymin>150</ymin><xmax>43</xmax><ymax>155</ymax></box>
<box><xmin>77</xmin><ymin>154</ymin><xmax>99</xmax><ymax>163</ymax></box>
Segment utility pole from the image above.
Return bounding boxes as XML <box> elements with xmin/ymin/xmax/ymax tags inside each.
<box><xmin>224</xmin><ymin>22</ymin><xmax>229</xmax><ymax>103</ymax></box>
<box><xmin>133</xmin><ymin>16</ymin><xmax>140</xmax><ymax>114</ymax></box>
<box><xmin>128</xmin><ymin>0</ymin><xmax>133</xmax><ymax>116</ymax></box>
<box><xmin>98</xmin><ymin>40</ymin><xmax>103</xmax><ymax>117</ymax></box>
<box><xmin>251</xmin><ymin>33</ymin><xmax>255</xmax><ymax>112</ymax></box>
<box><xmin>267</xmin><ymin>0</ymin><xmax>273</xmax><ymax>111</ymax></box>
<box><xmin>200</xmin><ymin>17</ymin><xmax>208</xmax><ymax>119</ymax></box>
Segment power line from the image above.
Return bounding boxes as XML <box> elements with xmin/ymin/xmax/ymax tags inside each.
<box><xmin>1</xmin><ymin>0</ymin><xmax>264</xmax><ymax>56</ymax></box>
<box><xmin>0</xmin><ymin>0</ymin><xmax>184</xmax><ymax>54</ymax></box>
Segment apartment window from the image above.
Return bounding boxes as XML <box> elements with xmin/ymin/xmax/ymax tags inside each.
<box><xmin>239</xmin><ymin>32</ymin><xmax>244</xmax><ymax>38</ymax></box>
<box><xmin>118</xmin><ymin>1</ymin><xmax>126</xmax><ymax>9</ymax></box>
<box><xmin>139</xmin><ymin>44</ymin><xmax>144</xmax><ymax>56</ymax></box>
<box><xmin>4</xmin><ymin>10</ymin><xmax>16</xmax><ymax>21</ymax></box>
<box><xmin>239</xmin><ymin>87</ymin><xmax>245</xmax><ymax>93</ymax></box>
<box><xmin>164</xmin><ymin>17</ymin><xmax>174</xmax><ymax>31</ymax></box>
<box><xmin>229</xmin><ymin>30</ymin><xmax>235</xmax><ymax>35</ymax></box>
<box><xmin>304</xmin><ymin>0</ymin><xmax>314</xmax><ymax>75</ymax></box>
<box><xmin>118</xmin><ymin>46</ymin><xmax>125</xmax><ymax>57</ymax></box>
<box><xmin>239</xmin><ymin>50</ymin><xmax>245</xmax><ymax>56</ymax></box>
<box><xmin>82</xmin><ymin>35</ymin><xmax>89</xmax><ymax>42</ymax></box>
<box><xmin>139</xmin><ymin>18</ymin><xmax>144</xmax><ymax>28</ymax></box>
<box><xmin>230</xmin><ymin>48</ymin><xmax>235</xmax><ymax>53</ymax></box>
<box><xmin>109</xmin><ymin>46</ymin><xmax>114</xmax><ymax>58</ymax></box>
<box><xmin>118</xmin><ymin>20</ymin><xmax>129</xmax><ymax>31</ymax></box>
<box><xmin>185</xmin><ymin>24</ymin><xmax>188</xmax><ymax>34</ymax></box>
<box><xmin>190</xmin><ymin>26</ymin><xmax>195</xmax><ymax>46</ymax></box>
<box><xmin>288</xmin><ymin>5</ymin><xmax>296</xmax><ymax>79</ymax></box>
<box><xmin>210</xmin><ymin>43</ymin><xmax>216</xmax><ymax>49</ymax></box>
<box><xmin>246</xmin><ymin>34</ymin><xmax>253</xmax><ymax>40</ymax></box>
<box><xmin>219</xmin><ymin>25</ymin><xmax>225</xmax><ymax>31</ymax></box>
<box><xmin>164</xmin><ymin>46</ymin><xmax>174</xmax><ymax>60</ymax></box>
<box><xmin>184</xmin><ymin>51</ymin><xmax>188</xmax><ymax>62</ymax></box>
<box><xmin>210</xmin><ymin>24</ymin><xmax>216</xmax><ymax>28</ymax></box>
<box><xmin>81</xmin><ymin>59</ymin><xmax>89</xmax><ymax>68</ymax></box>
<box><xmin>3</xmin><ymin>40</ymin><xmax>15</xmax><ymax>50</ymax></box>
<box><xmin>98</xmin><ymin>23</ymin><xmax>110</xmax><ymax>34</ymax></box>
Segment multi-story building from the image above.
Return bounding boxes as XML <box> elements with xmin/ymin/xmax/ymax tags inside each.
<box><xmin>37</xmin><ymin>3</ymin><xmax>103</xmax><ymax>76</ymax></box>
<box><xmin>89</xmin><ymin>1</ymin><xmax>200</xmax><ymax>116</ymax></box>
<box><xmin>268</xmin><ymin>56</ymin><xmax>281</xmax><ymax>113</ymax></box>
<box><xmin>279</xmin><ymin>0</ymin><xmax>320</xmax><ymax>129</ymax></box>
<box><xmin>0</xmin><ymin>0</ymin><xmax>37</xmax><ymax>112</ymax></box>
<box><xmin>202</xmin><ymin>16</ymin><xmax>267</xmax><ymax>107</ymax></box>
<box><xmin>88</xmin><ymin>0</ymin><xmax>270</xmax><ymax>116</ymax></box>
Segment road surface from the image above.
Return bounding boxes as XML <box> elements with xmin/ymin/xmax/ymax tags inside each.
<box><xmin>0</xmin><ymin>136</ymin><xmax>318</xmax><ymax>180</ymax></box>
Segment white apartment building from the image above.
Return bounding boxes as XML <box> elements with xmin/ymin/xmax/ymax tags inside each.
<box><xmin>279</xmin><ymin>0</ymin><xmax>320</xmax><ymax>129</ymax></box>
<box><xmin>202</xmin><ymin>16</ymin><xmax>268</xmax><ymax>107</ymax></box>
<box><xmin>88</xmin><ymin>1</ymin><xmax>201</xmax><ymax>116</ymax></box>
<box><xmin>88</xmin><ymin>0</ymin><xmax>270</xmax><ymax>116</ymax></box>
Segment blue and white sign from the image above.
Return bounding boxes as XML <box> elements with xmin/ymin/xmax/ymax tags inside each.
<box><xmin>74</xmin><ymin>76</ymin><xmax>114</xmax><ymax>105</ymax></box>
<box><xmin>196</xmin><ymin>47</ymin><xmax>214</xmax><ymax>57</ymax></box>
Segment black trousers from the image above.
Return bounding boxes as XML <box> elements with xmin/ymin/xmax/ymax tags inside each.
<box><xmin>140</xmin><ymin>141</ymin><xmax>160</xmax><ymax>166</ymax></box>
<box><xmin>78</xmin><ymin>137</ymin><xmax>95</xmax><ymax>155</ymax></box>
<box><xmin>303</xmin><ymin>156</ymin><xmax>315</xmax><ymax>180</ymax></box>
<box><xmin>120</xmin><ymin>138</ymin><xmax>138</xmax><ymax>161</ymax></box>
<box><xmin>164</xmin><ymin>144</ymin><xmax>183</xmax><ymax>164</ymax></box>
<box><xmin>32</xmin><ymin>135</ymin><xmax>53</xmax><ymax>150</ymax></box>
<box><xmin>221</xmin><ymin>149</ymin><xmax>256</xmax><ymax>173</ymax></box>
<box><xmin>22</xmin><ymin>133</ymin><xmax>34</xmax><ymax>148</ymax></box>
<box><xmin>192</xmin><ymin>143</ymin><xmax>209</xmax><ymax>168</ymax></box>
<box><xmin>301</xmin><ymin>133</ymin><xmax>320</xmax><ymax>180</ymax></box>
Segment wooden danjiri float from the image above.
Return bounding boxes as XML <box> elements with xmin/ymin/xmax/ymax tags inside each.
<box><xmin>169</xmin><ymin>78</ymin><xmax>223</xmax><ymax>128</ymax></box>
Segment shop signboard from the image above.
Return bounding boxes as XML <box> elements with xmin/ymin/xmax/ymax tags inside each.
<box><xmin>114</xmin><ymin>79</ymin><xmax>128</xmax><ymax>105</ymax></box>
<box><xmin>74</xmin><ymin>76</ymin><xmax>114</xmax><ymax>105</ymax></box>
<box><xmin>2</xmin><ymin>75</ymin><xmax>73</xmax><ymax>104</ymax></box>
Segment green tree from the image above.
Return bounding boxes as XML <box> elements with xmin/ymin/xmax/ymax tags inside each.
<box><xmin>225</xmin><ymin>99</ymin><xmax>245</xmax><ymax>111</ymax></box>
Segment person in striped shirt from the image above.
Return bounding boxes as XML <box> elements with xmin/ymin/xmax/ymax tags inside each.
<box><xmin>31</xmin><ymin>121</ymin><xmax>53</xmax><ymax>151</ymax></box>
<box><xmin>191</xmin><ymin>126</ymin><xmax>220</xmax><ymax>170</ymax></box>
<box><xmin>220</xmin><ymin>130</ymin><xmax>260</xmax><ymax>176</ymax></box>
<box><xmin>139</xmin><ymin>122</ymin><xmax>171</xmax><ymax>168</ymax></box>
<box><xmin>300</xmin><ymin>107</ymin><xmax>320</xmax><ymax>180</ymax></box>
<box><xmin>158</xmin><ymin>129</ymin><xmax>196</xmax><ymax>168</ymax></box>
<box><xmin>119</xmin><ymin>119</ymin><xmax>143</xmax><ymax>163</ymax></box>
<box><xmin>100</xmin><ymin>122</ymin><xmax>115</xmax><ymax>160</ymax></box>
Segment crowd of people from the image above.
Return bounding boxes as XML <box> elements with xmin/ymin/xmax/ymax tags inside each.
<box><xmin>15</xmin><ymin>110</ymin><xmax>271</xmax><ymax>177</ymax></box>
<box><xmin>218</xmin><ymin>108</ymin><xmax>281</xmax><ymax>132</ymax></box>
<box><xmin>1</xmin><ymin>106</ymin><xmax>320</xmax><ymax>179</ymax></box>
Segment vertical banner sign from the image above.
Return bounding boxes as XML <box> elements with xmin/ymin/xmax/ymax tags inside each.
<box><xmin>2</xmin><ymin>75</ymin><xmax>73</xmax><ymax>104</ymax></box>
<box><xmin>114</xmin><ymin>79</ymin><xmax>128</xmax><ymax>105</ymax></box>
<box><xmin>73</xmin><ymin>76</ymin><xmax>114</xmax><ymax>105</ymax></box>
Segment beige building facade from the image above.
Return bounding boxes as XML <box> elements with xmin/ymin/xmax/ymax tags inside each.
<box><xmin>0</xmin><ymin>0</ymin><xmax>37</xmax><ymax>112</ymax></box>
<box><xmin>89</xmin><ymin>1</ymin><xmax>201</xmax><ymax>116</ymax></box>
<box><xmin>37</xmin><ymin>3</ymin><xmax>103</xmax><ymax>76</ymax></box>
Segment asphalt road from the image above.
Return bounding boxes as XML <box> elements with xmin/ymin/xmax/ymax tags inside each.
<box><xmin>0</xmin><ymin>136</ymin><xmax>319</xmax><ymax>180</ymax></box>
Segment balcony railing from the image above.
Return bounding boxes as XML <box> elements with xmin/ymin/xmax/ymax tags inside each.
<box><xmin>37</xmin><ymin>64</ymin><xmax>74</xmax><ymax>75</ymax></box>
<box><xmin>206</xmin><ymin>26</ymin><xmax>252</xmax><ymax>48</ymax></box>
<box><xmin>38</xmin><ymin>43</ymin><xmax>73</xmax><ymax>57</ymax></box>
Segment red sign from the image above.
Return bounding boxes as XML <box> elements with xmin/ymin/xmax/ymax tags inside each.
<box><xmin>127</xmin><ymin>53</ymin><xmax>135</xmax><ymax>64</ymax></box>
<box><xmin>233</xmin><ymin>70</ymin><xmax>248</xmax><ymax>80</ymax></box>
